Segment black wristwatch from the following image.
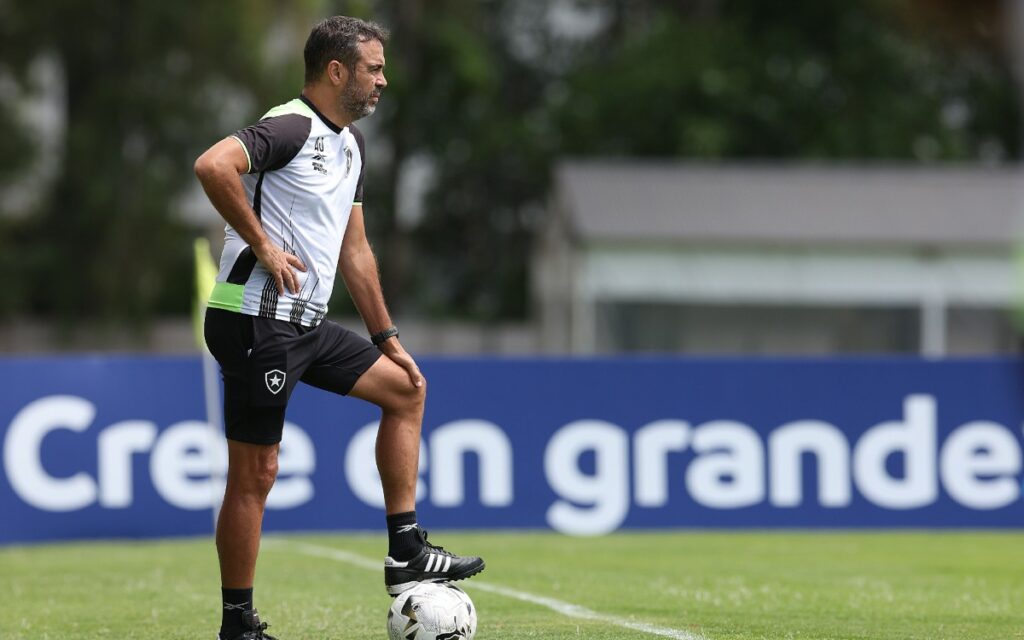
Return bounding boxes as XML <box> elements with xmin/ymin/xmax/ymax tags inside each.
<box><xmin>370</xmin><ymin>326</ymin><xmax>399</xmax><ymax>347</ymax></box>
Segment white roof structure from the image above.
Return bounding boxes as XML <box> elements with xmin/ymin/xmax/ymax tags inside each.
<box><xmin>555</xmin><ymin>162</ymin><xmax>1024</xmax><ymax>247</ymax></box>
<box><xmin>537</xmin><ymin>162</ymin><xmax>1024</xmax><ymax>355</ymax></box>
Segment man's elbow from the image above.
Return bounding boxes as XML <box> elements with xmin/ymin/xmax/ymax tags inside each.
<box><xmin>193</xmin><ymin>149</ymin><xmax>229</xmax><ymax>185</ymax></box>
<box><xmin>193</xmin><ymin>152</ymin><xmax>215</xmax><ymax>183</ymax></box>
<box><xmin>338</xmin><ymin>252</ymin><xmax>357</xmax><ymax>277</ymax></box>
<box><xmin>338</xmin><ymin>248</ymin><xmax>369</xmax><ymax>276</ymax></box>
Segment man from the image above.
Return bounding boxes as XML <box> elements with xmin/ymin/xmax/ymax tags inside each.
<box><xmin>194</xmin><ymin>16</ymin><xmax>484</xmax><ymax>640</ymax></box>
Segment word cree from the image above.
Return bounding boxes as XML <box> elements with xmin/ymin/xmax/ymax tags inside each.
<box><xmin>2</xmin><ymin>394</ymin><xmax>1021</xmax><ymax>536</ymax></box>
<box><xmin>2</xmin><ymin>396</ymin><xmax>315</xmax><ymax>511</ymax></box>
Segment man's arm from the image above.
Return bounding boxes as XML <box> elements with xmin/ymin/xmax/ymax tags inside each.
<box><xmin>339</xmin><ymin>205</ymin><xmax>423</xmax><ymax>388</ymax></box>
<box><xmin>193</xmin><ymin>138</ymin><xmax>305</xmax><ymax>294</ymax></box>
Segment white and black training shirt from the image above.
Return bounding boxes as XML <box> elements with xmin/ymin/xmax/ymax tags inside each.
<box><xmin>208</xmin><ymin>95</ymin><xmax>365</xmax><ymax>327</ymax></box>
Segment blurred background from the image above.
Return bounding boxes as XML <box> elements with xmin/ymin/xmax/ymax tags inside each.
<box><xmin>1</xmin><ymin>0</ymin><xmax>1023</xmax><ymax>357</ymax></box>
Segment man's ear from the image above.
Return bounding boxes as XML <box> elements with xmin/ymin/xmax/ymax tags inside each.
<box><xmin>327</xmin><ymin>60</ymin><xmax>349</xmax><ymax>86</ymax></box>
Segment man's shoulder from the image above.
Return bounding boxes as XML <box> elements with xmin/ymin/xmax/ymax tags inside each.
<box><xmin>240</xmin><ymin>99</ymin><xmax>315</xmax><ymax>149</ymax></box>
<box><xmin>260</xmin><ymin>98</ymin><xmax>316</xmax><ymax>122</ymax></box>
<box><xmin>232</xmin><ymin>101</ymin><xmax>314</xmax><ymax>173</ymax></box>
<box><xmin>347</xmin><ymin>123</ymin><xmax>366</xmax><ymax>154</ymax></box>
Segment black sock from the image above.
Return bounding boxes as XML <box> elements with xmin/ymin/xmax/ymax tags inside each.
<box><xmin>220</xmin><ymin>587</ymin><xmax>253</xmax><ymax>639</ymax></box>
<box><xmin>386</xmin><ymin>511</ymin><xmax>422</xmax><ymax>561</ymax></box>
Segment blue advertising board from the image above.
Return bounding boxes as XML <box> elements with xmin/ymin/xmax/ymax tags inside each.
<box><xmin>2</xmin><ymin>356</ymin><xmax>1024</xmax><ymax>544</ymax></box>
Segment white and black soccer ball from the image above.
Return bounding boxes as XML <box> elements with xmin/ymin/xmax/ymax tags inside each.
<box><xmin>387</xmin><ymin>583</ymin><xmax>477</xmax><ymax>640</ymax></box>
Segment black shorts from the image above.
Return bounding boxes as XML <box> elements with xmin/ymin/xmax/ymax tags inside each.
<box><xmin>204</xmin><ymin>308</ymin><xmax>382</xmax><ymax>445</ymax></box>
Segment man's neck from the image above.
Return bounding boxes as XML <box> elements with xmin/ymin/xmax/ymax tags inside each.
<box><xmin>300</xmin><ymin>86</ymin><xmax>350</xmax><ymax>130</ymax></box>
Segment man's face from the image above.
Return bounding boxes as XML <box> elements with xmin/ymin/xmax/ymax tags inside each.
<box><xmin>340</xmin><ymin>39</ymin><xmax>386</xmax><ymax>120</ymax></box>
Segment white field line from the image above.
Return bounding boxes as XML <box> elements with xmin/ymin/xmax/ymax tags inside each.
<box><xmin>264</xmin><ymin>538</ymin><xmax>705</xmax><ymax>640</ymax></box>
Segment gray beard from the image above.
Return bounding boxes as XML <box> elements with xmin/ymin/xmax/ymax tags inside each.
<box><xmin>342</xmin><ymin>84</ymin><xmax>376</xmax><ymax>120</ymax></box>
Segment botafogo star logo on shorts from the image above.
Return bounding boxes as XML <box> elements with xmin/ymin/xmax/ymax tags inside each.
<box><xmin>264</xmin><ymin>369</ymin><xmax>286</xmax><ymax>395</ymax></box>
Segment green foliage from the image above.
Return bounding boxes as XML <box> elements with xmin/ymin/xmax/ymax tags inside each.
<box><xmin>363</xmin><ymin>2</ymin><xmax>557</xmax><ymax>319</ymax></box>
<box><xmin>0</xmin><ymin>0</ymin><xmax>316</xmax><ymax>326</ymax></box>
<box><xmin>373</xmin><ymin>0</ymin><xmax>1019</xmax><ymax>321</ymax></box>
<box><xmin>0</xmin><ymin>0</ymin><xmax>1019</xmax><ymax>328</ymax></box>
<box><xmin>557</xmin><ymin>0</ymin><xmax>1019</xmax><ymax>161</ymax></box>
<box><xmin>0</xmin><ymin>101</ymin><xmax>31</xmax><ymax>182</ymax></box>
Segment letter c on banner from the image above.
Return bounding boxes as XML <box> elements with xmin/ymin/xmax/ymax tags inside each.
<box><xmin>3</xmin><ymin>395</ymin><xmax>98</xmax><ymax>511</ymax></box>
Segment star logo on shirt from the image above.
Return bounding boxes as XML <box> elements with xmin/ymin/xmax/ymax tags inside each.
<box><xmin>264</xmin><ymin>369</ymin><xmax>286</xmax><ymax>395</ymax></box>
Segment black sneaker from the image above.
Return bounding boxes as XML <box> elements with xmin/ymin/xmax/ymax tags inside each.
<box><xmin>384</xmin><ymin>528</ymin><xmax>485</xmax><ymax>596</ymax></box>
<box><xmin>218</xmin><ymin>609</ymin><xmax>278</xmax><ymax>640</ymax></box>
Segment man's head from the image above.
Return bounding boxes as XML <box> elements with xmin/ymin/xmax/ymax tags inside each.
<box><xmin>304</xmin><ymin>16</ymin><xmax>389</xmax><ymax>120</ymax></box>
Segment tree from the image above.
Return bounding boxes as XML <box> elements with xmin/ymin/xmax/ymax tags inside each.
<box><xmin>0</xmin><ymin>0</ymin><xmax>317</xmax><ymax>333</ymax></box>
<box><xmin>556</xmin><ymin>0</ymin><xmax>1019</xmax><ymax>160</ymax></box>
<box><xmin>372</xmin><ymin>0</ymin><xmax>1020</xmax><ymax>321</ymax></box>
<box><xmin>1</xmin><ymin>0</ymin><xmax>1018</xmax><ymax>333</ymax></box>
<box><xmin>360</xmin><ymin>0</ymin><xmax>566</xmax><ymax>320</ymax></box>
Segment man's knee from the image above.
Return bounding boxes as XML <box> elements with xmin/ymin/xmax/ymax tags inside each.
<box><xmin>228</xmin><ymin>443</ymin><xmax>280</xmax><ymax>497</ymax></box>
<box><xmin>251</xmin><ymin>455</ymin><xmax>279</xmax><ymax>496</ymax></box>
<box><xmin>382</xmin><ymin>375</ymin><xmax>427</xmax><ymax>414</ymax></box>
<box><xmin>351</xmin><ymin>358</ymin><xmax>428</xmax><ymax>414</ymax></box>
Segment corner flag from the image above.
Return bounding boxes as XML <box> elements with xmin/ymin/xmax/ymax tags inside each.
<box><xmin>193</xmin><ymin>237</ymin><xmax>218</xmax><ymax>351</ymax></box>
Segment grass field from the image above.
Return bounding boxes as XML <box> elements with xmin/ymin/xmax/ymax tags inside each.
<box><xmin>1</xmin><ymin>530</ymin><xmax>1022</xmax><ymax>640</ymax></box>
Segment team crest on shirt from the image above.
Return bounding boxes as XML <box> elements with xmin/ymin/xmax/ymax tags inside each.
<box><xmin>265</xmin><ymin>369</ymin><xmax>286</xmax><ymax>395</ymax></box>
<box><xmin>344</xmin><ymin>147</ymin><xmax>353</xmax><ymax>177</ymax></box>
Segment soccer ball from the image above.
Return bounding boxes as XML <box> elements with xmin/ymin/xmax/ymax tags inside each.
<box><xmin>387</xmin><ymin>583</ymin><xmax>477</xmax><ymax>640</ymax></box>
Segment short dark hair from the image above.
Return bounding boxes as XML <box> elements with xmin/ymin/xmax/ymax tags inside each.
<box><xmin>304</xmin><ymin>16</ymin><xmax>389</xmax><ymax>84</ymax></box>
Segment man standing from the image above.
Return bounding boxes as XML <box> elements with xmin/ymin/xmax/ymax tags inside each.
<box><xmin>194</xmin><ymin>16</ymin><xmax>484</xmax><ymax>640</ymax></box>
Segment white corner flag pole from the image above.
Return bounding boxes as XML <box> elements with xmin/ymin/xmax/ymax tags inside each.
<box><xmin>202</xmin><ymin>345</ymin><xmax>226</xmax><ymax>531</ymax></box>
<box><xmin>194</xmin><ymin>238</ymin><xmax>226</xmax><ymax>532</ymax></box>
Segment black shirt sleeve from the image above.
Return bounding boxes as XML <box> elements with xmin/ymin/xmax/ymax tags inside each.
<box><xmin>349</xmin><ymin>123</ymin><xmax>367</xmax><ymax>203</ymax></box>
<box><xmin>233</xmin><ymin>114</ymin><xmax>311</xmax><ymax>173</ymax></box>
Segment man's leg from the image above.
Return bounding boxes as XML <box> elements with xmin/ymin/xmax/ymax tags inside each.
<box><xmin>349</xmin><ymin>356</ymin><xmax>424</xmax><ymax>515</ymax></box>
<box><xmin>205</xmin><ymin>308</ymin><xmax>301</xmax><ymax>638</ymax></box>
<box><xmin>216</xmin><ymin>440</ymin><xmax>279</xmax><ymax>637</ymax></box>
<box><xmin>348</xmin><ymin>356</ymin><xmax>485</xmax><ymax>595</ymax></box>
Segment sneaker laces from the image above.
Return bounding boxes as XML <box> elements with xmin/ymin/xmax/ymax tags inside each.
<box><xmin>240</xmin><ymin>621</ymin><xmax>276</xmax><ymax>640</ymax></box>
<box><xmin>239</xmin><ymin>610</ymin><xmax>277</xmax><ymax>640</ymax></box>
<box><xmin>419</xmin><ymin>529</ymin><xmax>455</xmax><ymax>558</ymax></box>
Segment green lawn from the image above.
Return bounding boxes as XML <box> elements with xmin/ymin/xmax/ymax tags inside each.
<box><xmin>1</xmin><ymin>531</ymin><xmax>1022</xmax><ymax>639</ymax></box>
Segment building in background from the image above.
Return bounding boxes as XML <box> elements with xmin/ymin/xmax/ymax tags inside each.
<box><xmin>537</xmin><ymin>162</ymin><xmax>1024</xmax><ymax>356</ymax></box>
